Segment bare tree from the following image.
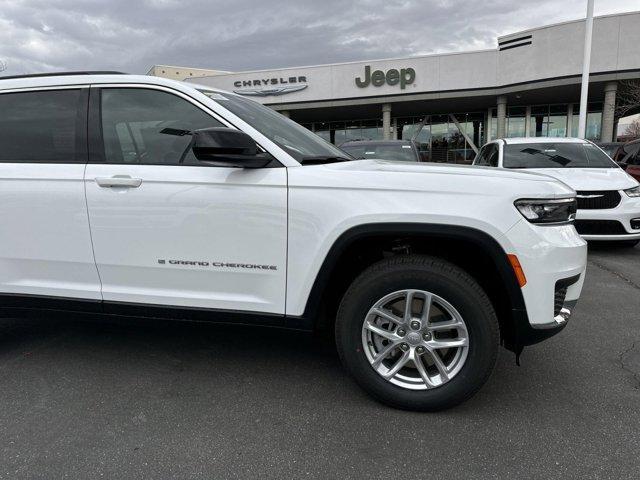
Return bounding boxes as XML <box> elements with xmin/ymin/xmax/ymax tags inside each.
<box><xmin>615</xmin><ymin>80</ymin><xmax>640</xmax><ymax>118</ymax></box>
<box><xmin>624</xmin><ymin>118</ymin><xmax>640</xmax><ymax>139</ymax></box>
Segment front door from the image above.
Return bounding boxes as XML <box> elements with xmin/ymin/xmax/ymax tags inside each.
<box><xmin>84</xmin><ymin>86</ymin><xmax>287</xmax><ymax>314</ymax></box>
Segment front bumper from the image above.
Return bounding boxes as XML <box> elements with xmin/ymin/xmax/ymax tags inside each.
<box><xmin>575</xmin><ymin>194</ymin><xmax>640</xmax><ymax>241</ymax></box>
<box><xmin>501</xmin><ymin>219</ymin><xmax>587</xmax><ymax>333</ymax></box>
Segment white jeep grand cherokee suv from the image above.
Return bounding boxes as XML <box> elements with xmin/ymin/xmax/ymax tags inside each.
<box><xmin>0</xmin><ymin>72</ymin><xmax>587</xmax><ymax>411</ymax></box>
<box><xmin>473</xmin><ymin>137</ymin><xmax>640</xmax><ymax>246</ymax></box>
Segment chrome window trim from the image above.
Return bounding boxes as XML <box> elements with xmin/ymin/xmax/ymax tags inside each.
<box><xmin>0</xmin><ymin>84</ymin><xmax>90</xmax><ymax>94</ymax></box>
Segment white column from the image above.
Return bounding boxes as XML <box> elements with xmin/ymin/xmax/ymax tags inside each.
<box><xmin>601</xmin><ymin>81</ymin><xmax>618</xmax><ymax>142</ymax></box>
<box><xmin>525</xmin><ymin>106</ymin><xmax>532</xmax><ymax>137</ymax></box>
<box><xmin>497</xmin><ymin>96</ymin><xmax>507</xmax><ymax>139</ymax></box>
<box><xmin>486</xmin><ymin>108</ymin><xmax>493</xmax><ymax>142</ymax></box>
<box><xmin>382</xmin><ymin>104</ymin><xmax>392</xmax><ymax>140</ymax></box>
<box><xmin>567</xmin><ymin>104</ymin><xmax>574</xmax><ymax>137</ymax></box>
<box><xmin>578</xmin><ymin>0</ymin><xmax>595</xmax><ymax>138</ymax></box>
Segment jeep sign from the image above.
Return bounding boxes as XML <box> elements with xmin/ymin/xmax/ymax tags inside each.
<box><xmin>355</xmin><ymin>65</ymin><xmax>416</xmax><ymax>89</ymax></box>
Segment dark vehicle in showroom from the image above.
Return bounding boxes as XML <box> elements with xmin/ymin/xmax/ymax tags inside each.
<box><xmin>597</xmin><ymin>142</ymin><xmax>625</xmax><ymax>159</ymax></box>
<box><xmin>615</xmin><ymin>139</ymin><xmax>640</xmax><ymax>181</ymax></box>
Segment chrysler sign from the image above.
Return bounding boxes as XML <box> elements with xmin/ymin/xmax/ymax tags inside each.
<box><xmin>233</xmin><ymin>76</ymin><xmax>308</xmax><ymax>97</ymax></box>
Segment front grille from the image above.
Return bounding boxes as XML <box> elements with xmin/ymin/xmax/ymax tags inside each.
<box><xmin>574</xmin><ymin>220</ymin><xmax>628</xmax><ymax>235</ymax></box>
<box><xmin>576</xmin><ymin>190</ymin><xmax>621</xmax><ymax>210</ymax></box>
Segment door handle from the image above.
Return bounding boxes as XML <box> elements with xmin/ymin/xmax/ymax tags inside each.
<box><xmin>95</xmin><ymin>176</ymin><xmax>143</xmax><ymax>188</ymax></box>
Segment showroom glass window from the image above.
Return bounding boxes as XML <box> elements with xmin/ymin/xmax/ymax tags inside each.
<box><xmin>0</xmin><ymin>89</ymin><xmax>83</xmax><ymax>163</ymax></box>
<box><xmin>100</xmin><ymin>88</ymin><xmax>223</xmax><ymax>165</ymax></box>
<box><xmin>507</xmin><ymin>107</ymin><xmax>526</xmax><ymax>137</ymax></box>
<box><xmin>548</xmin><ymin>105</ymin><xmax>568</xmax><ymax>137</ymax></box>
<box><xmin>570</xmin><ymin>103</ymin><xmax>603</xmax><ymax>141</ymax></box>
<box><xmin>530</xmin><ymin>106</ymin><xmax>549</xmax><ymax>137</ymax></box>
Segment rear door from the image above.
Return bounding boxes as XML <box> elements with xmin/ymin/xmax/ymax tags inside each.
<box><xmin>84</xmin><ymin>85</ymin><xmax>287</xmax><ymax>314</ymax></box>
<box><xmin>0</xmin><ymin>87</ymin><xmax>101</xmax><ymax>301</ymax></box>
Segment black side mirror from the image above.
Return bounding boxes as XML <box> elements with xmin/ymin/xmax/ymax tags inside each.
<box><xmin>191</xmin><ymin>127</ymin><xmax>271</xmax><ymax>168</ymax></box>
<box><xmin>617</xmin><ymin>161</ymin><xmax>628</xmax><ymax>171</ymax></box>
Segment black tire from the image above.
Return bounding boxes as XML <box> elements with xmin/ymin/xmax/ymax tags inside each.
<box><xmin>335</xmin><ymin>255</ymin><xmax>499</xmax><ymax>411</ymax></box>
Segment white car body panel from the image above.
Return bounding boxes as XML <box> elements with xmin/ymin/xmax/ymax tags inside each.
<box><xmin>501</xmin><ymin>220</ymin><xmax>586</xmax><ymax>324</ymax></box>
<box><xmin>285</xmin><ymin>159</ymin><xmax>583</xmax><ymax>325</ymax></box>
<box><xmin>85</xmin><ymin>164</ymin><xmax>287</xmax><ymax>313</ymax></box>
<box><xmin>0</xmin><ymin>163</ymin><xmax>101</xmax><ymax>299</ymax></box>
<box><xmin>524</xmin><ymin>167</ymin><xmax>637</xmax><ymax>191</ymax></box>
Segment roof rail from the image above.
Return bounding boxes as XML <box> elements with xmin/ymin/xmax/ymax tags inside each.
<box><xmin>0</xmin><ymin>71</ymin><xmax>126</xmax><ymax>80</ymax></box>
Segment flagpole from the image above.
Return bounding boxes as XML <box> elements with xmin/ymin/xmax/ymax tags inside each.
<box><xmin>578</xmin><ymin>0</ymin><xmax>595</xmax><ymax>138</ymax></box>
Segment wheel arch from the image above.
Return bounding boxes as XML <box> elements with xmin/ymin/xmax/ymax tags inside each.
<box><xmin>299</xmin><ymin>223</ymin><xmax>529</xmax><ymax>352</ymax></box>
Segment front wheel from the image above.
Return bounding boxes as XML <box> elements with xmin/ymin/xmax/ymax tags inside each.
<box><xmin>335</xmin><ymin>255</ymin><xmax>499</xmax><ymax>411</ymax></box>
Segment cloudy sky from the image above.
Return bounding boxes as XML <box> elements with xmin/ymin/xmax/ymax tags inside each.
<box><xmin>1</xmin><ymin>0</ymin><xmax>639</xmax><ymax>75</ymax></box>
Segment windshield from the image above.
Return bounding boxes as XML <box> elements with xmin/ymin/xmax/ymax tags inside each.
<box><xmin>200</xmin><ymin>90</ymin><xmax>350</xmax><ymax>162</ymax></box>
<box><xmin>503</xmin><ymin>143</ymin><xmax>617</xmax><ymax>169</ymax></box>
<box><xmin>341</xmin><ymin>143</ymin><xmax>418</xmax><ymax>162</ymax></box>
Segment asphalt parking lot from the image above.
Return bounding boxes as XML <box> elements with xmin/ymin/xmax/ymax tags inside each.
<box><xmin>1</xmin><ymin>244</ymin><xmax>639</xmax><ymax>479</ymax></box>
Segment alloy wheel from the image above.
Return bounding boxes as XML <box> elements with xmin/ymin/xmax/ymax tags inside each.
<box><xmin>361</xmin><ymin>289</ymin><xmax>469</xmax><ymax>390</ymax></box>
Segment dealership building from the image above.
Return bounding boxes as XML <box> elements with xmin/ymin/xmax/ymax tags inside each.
<box><xmin>149</xmin><ymin>11</ymin><xmax>640</xmax><ymax>164</ymax></box>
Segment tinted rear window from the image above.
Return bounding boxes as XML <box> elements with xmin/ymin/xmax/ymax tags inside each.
<box><xmin>0</xmin><ymin>89</ymin><xmax>83</xmax><ymax>163</ymax></box>
<box><xmin>503</xmin><ymin>143</ymin><xmax>616</xmax><ymax>169</ymax></box>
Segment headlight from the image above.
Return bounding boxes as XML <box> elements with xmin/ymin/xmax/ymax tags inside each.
<box><xmin>514</xmin><ymin>198</ymin><xmax>577</xmax><ymax>225</ymax></box>
<box><xmin>624</xmin><ymin>185</ymin><xmax>640</xmax><ymax>198</ymax></box>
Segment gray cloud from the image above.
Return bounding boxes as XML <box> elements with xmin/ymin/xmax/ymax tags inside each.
<box><xmin>1</xmin><ymin>0</ymin><xmax>639</xmax><ymax>75</ymax></box>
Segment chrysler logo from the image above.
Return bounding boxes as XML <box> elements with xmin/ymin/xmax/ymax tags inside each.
<box><xmin>576</xmin><ymin>194</ymin><xmax>605</xmax><ymax>199</ymax></box>
<box><xmin>233</xmin><ymin>76</ymin><xmax>308</xmax><ymax>97</ymax></box>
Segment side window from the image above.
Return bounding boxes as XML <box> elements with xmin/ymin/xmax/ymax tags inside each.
<box><xmin>0</xmin><ymin>89</ymin><xmax>84</xmax><ymax>163</ymax></box>
<box><xmin>487</xmin><ymin>144</ymin><xmax>499</xmax><ymax>167</ymax></box>
<box><xmin>100</xmin><ymin>88</ymin><xmax>224</xmax><ymax>165</ymax></box>
<box><xmin>475</xmin><ymin>145</ymin><xmax>490</xmax><ymax>166</ymax></box>
<box><xmin>475</xmin><ymin>144</ymin><xmax>498</xmax><ymax>167</ymax></box>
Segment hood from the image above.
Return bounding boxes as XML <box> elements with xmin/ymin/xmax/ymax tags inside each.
<box><xmin>289</xmin><ymin>158</ymin><xmax>578</xmax><ymax>236</ymax></box>
<box><xmin>524</xmin><ymin>167</ymin><xmax>638</xmax><ymax>191</ymax></box>
<box><xmin>293</xmin><ymin>159</ymin><xmax>576</xmax><ymax>201</ymax></box>
<box><xmin>325</xmin><ymin>159</ymin><xmax>563</xmax><ymax>183</ymax></box>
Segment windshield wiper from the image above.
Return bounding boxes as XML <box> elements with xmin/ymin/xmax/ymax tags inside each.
<box><xmin>300</xmin><ymin>155</ymin><xmax>352</xmax><ymax>166</ymax></box>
